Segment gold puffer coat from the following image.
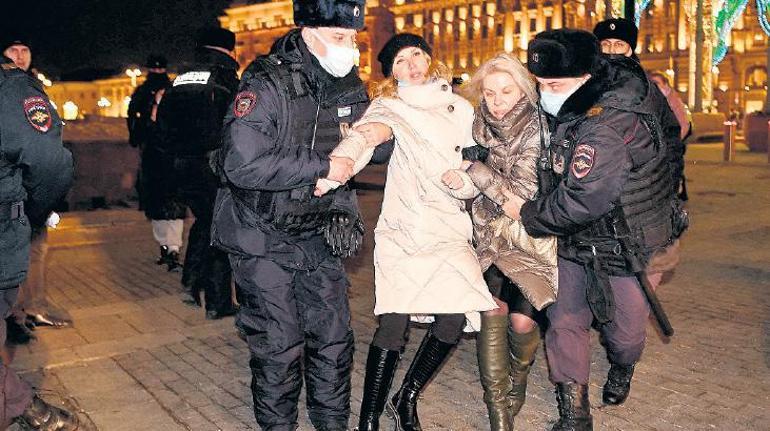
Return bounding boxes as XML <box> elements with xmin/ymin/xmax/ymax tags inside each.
<box><xmin>465</xmin><ymin>99</ymin><xmax>558</xmax><ymax>310</ymax></box>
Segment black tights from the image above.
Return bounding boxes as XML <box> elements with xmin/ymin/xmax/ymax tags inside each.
<box><xmin>371</xmin><ymin>313</ymin><xmax>465</xmax><ymax>351</ymax></box>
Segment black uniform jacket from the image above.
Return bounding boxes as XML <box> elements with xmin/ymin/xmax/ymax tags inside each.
<box><xmin>520</xmin><ymin>57</ymin><xmax>663</xmax><ymax>244</ymax></box>
<box><xmin>212</xmin><ymin>29</ymin><xmax>373</xmax><ymax>267</ymax></box>
<box><xmin>0</xmin><ymin>57</ymin><xmax>73</xmax><ymax>287</ymax></box>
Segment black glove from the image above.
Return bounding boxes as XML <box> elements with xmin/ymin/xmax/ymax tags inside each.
<box><xmin>461</xmin><ymin>144</ymin><xmax>489</xmax><ymax>163</ymax></box>
<box><xmin>323</xmin><ymin>211</ymin><xmax>365</xmax><ymax>258</ymax></box>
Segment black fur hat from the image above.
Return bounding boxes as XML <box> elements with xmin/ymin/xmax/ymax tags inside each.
<box><xmin>593</xmin><ymin>18</ymin><xmax>638</xmax><ymax>51</ymax></box>
<box><xmin>377</xmin><ymin>33</ymin><xmax>432</xmax><ymax>78</ymax></box>
<box><xmin>196</xmin><ymin>27</ymin><xmax>236</xmax><ymax>51</ymax></box>
<box><xmin>0</xmin><ymin>32</ymin><xmax>32</xmax><ymax>53</ymax></box>
<box><xmin>293</xmin><ymin>0</ymin><xmax>366</xmax><ymax>30</ymax></box>
<box><xmin>145</xmin><ymin>54</ymin><xmax>167</xmax><ymax>69</ymax></box>
<box><xmin>527</xmin><ymin>29</ymin><xmax>599</xmax><ymax>78</ymax></box>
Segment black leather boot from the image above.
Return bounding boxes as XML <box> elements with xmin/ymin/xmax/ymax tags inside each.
<box><xmin>355</xmin><ymin>345</ymin><xmax>400</xmax><ymax>431</ymax></box>
<box><xmin>156</xmin><ymin>245</ymin><xmax>169</xmax><ymax>265</ymax></box>
<box><xmin>551</xmin><ymin>382</ymin><xmax>592</xmax><ymax>431</ymax></box>
<box><xmin>602</xmin><ymin>363</ymin><xmax>635</xmax><ymax>405</ymax></box>
<box><xmin>20</xmin><ymin>395</ymin><xmax>79</xmax><ymax>430</ymax></box>
<box><xmin>386</xmin><ymin>332</ymin><xmax>455</xmax><ymax>431</ymax></box>
<box><xmin>166</xmin><ymin>250</ymin><xmax>182</xmax><ymax>272</ymax></box>
<box><xmin>6</xmin><ymin>316</ymin><xmax>35</xmax><ymax>345</ymax></box>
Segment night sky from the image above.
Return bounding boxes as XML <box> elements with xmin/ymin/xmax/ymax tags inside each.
<box><xmin>2</xmin><ymin>0</ymin><xmax>233</xmax><ymax>79</ymax></box>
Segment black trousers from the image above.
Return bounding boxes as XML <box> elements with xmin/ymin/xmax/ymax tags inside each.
<box><xmin>231</xmin><ymin>254</ymin><xmax>353</xmax><ymax>431</ymax></box>
<box><xmin>175</xmin><ymin>159</ymin><xmax>232</xmax><ymax>313</ymax></box>
<box><xmin>372</xmin><ymin>313</ymin><xmax>466</xmax><ymax>351</ymax></box>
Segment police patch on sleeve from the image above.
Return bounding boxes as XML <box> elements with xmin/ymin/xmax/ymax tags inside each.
<box><xmin>234</xmin><ymin>91</ymin><xmax>257</xmax><ymax>118</ymax></box>
<box><xmin>571</xmin><ymin>144</ymin><xmax>595</xmax><ymax>179</ymax></box>
<box><xmin>23</xmin><ymin>97</ymin><xmax>53</xmax><ymax>133</ymax></box>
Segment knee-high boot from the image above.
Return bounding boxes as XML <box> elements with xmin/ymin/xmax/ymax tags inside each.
<box><xmin>355</xmin><ymin>345</ymin><xmax>400</xmax><ymax>431</ymax></box>
<box><xmin>386</xmin><ymin>332</ymin><xmax>455</xmax><ymax>431</ymax></box>
<box><xmin>508</xmin><ymin>325</ymin><xmax>540</xmax><ymax>416</ymax></box>
<box><xmin>477</xmin><ymin>313</ymin><xmax>514</xmax><ymax>431</ymax></box>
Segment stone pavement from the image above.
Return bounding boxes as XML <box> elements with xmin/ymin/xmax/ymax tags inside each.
<box><xmin>8</xmin><ymin>158</ymin><xmax>770</xmax><ymax>431</ymax></box>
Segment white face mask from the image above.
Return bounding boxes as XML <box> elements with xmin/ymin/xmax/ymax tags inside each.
<box><xmin>539</xmin><ymin>79</ymin><xmax>586</xmax><ymax>116</ymax></box>
<box><xmin>309</xmin><ymin>28</ymin><xmax>360</xmax><ymax>78</ymax></box>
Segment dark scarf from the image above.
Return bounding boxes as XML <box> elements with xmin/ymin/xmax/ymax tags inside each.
<box><xmin>472</xmin><ymin>97</ymin><xmax>535</xmax><ymax>151</ymax></box>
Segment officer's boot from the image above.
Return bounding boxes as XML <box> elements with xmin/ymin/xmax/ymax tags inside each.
<box><xmin>602</xmin><ymin>362</ymin><xmax>635</xmax><ymax>405</ymax></box>
<box><xmin>20</xmin><ymin>395</ymin><xmax>79</xmax><ymax>430</ymax></box>
<box><xmin>477</xmin><ymin>314</ymin><xmax>514</xmax><ymax>431</ymax></box>
<box><xmin>551</xmin><ymin>382</ymin><xmax>592</xmax><ymax>431</ymax></box>
<box><xmin>386</xmin><ymin>332</ymin><xmax>455</xmax><ymax>431</ymax></box>
<box><xmin>156</xmin><ymin>245</ymin><xmax>169</xmax><ymax>266</ymax></box>
<box><xmin>6</xmin><ymin>316</ymin><xmax>35</xmax><ymax>345</ymax></box>
<box><xmin>166</xmin><ymin>250</ymin><xmax>182</xmax><ymax>273</ymax></box>
<box><xmin>355</xmin><ymin>345</ymin><xmax>400</xmax><ymax>431</ymax></box>
<box><xmin>508</xmin><ymin>324</ymin><xmax>541</xmax><ymax>416</ymax></box>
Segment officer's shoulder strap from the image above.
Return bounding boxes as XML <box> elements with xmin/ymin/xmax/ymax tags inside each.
<box><xmin>245</xmin><ymin>54</ymin><xmax>297</xmax><ymax>147</ymax></box>
<box><xmin>252</xmin><ymin>54</ymin><xmax>308</xmax><ymax>100</ymax></box>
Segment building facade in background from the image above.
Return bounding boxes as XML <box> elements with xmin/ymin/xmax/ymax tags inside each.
<box><xmin>44</xmin><ymin>0</ymin><xmax>768</xmax><ymax>118</ymax></box>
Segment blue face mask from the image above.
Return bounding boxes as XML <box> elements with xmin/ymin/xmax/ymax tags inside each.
<box><xmin>539</xmin><ymin>79</ymin><xmax>586</xmax><ymax>116</ymax></box>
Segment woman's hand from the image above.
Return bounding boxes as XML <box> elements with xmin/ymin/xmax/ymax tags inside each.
<box><xmin>501</xmin><ymin>194</ymin><xmax>526</xmax><ymax>221</ymax></box>
<box><xmin>354</xmin><ymin>122</ymin><xmax>393</xmax><ymax>146</ymax></box>
<box><xmin>314</xmin><ymin>179</ymin><xmax>334</xmax><ymax>197</ymax></box>
<box><xmin>441</xmin><ymin>169</ymin><xmax>466</xmax><ymax>190</ymax></box>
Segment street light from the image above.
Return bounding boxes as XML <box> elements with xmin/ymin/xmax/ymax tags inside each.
<box><xmin>125</xmin><ymin>68</ymin><xmax>141</xmax><ymax>87</ymax></box>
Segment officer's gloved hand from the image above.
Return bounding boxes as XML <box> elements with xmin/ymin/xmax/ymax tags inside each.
<box><xmin>324</xmin><ymin>211</ymin><xmax>364</xmax><ymax>258</ymax></box>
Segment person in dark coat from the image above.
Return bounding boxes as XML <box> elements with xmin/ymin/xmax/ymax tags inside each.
<box><xmin>127</xmin><ymin>54</ymin><xmax>186</xmax><ymax>271</ymax></box>
<box><xmin>593</xmin><ymin>18</ymin><xmax>686</xmax><ymax>200</ymax></box>
<box><xmin>211</xmin><ymin>0</ymin><xmax>397</xmax><ymax>428</ymax></box>
<box><xmin>155</xmin><ymin>28</ymin><xmax>239</xmax><ymax>319</ymax></box>
<box><xmin>503</xmin><ymin>30</ymin><xmax>681</xmax><ymax>430</ymax></box>
<box><xmin>0</xmin><ymin>53</ymin><xmax>78</xmax><ymax>430</ymax></box>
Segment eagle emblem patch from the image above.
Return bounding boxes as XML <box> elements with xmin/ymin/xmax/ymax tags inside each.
<box><xmin>234</xmin><ymin>91</ymin><xmax>257</xmax><ymax>118</ymax></box>
<box><xmin>571</xmin><ymin>144</ymin><xmax>595</xmax><ymax>179</ymax></box>
<box><xmin>552</xmin><ymin>153</ymin><xmax>566</xmax><ymax>175</ymax></box>
<box><xmin>23</xmin><ymin>97</ymin><xmax>53</xmax><ymax>133</ymax></box>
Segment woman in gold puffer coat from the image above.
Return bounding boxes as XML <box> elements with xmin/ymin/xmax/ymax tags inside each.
<box><xmin>443</xmin><ymin>52</ymin><xmax>558</xmax><ymax>430</ymax></box>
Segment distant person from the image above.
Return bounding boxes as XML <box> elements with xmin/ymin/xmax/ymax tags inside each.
<box><xmin>0</xmin><ymin>42</ymin><xmax>79</xmax><ymax>430</ymax></box>
<box><xmin>594</xmin><ymin>18</ymin><xmax>686</xmax><ymax>202</ymax></box>
<box><xmin>2</xmin><ymin>35</ymin><xmax>73</xmax><ymax>341</ymax></box>
<box><xmin>155</xmin><ymin>28</ymin><xmax>239</xmax><ymax>319</ymax></box>
<box><xmin>127</xmin><ymin>54</ymin><xmax>186</xmax><ymax>271</ymax></box>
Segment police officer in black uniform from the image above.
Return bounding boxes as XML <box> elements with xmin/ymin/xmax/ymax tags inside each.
<box><xmin>155</xmin><ymin>28</ymin><xmax>239</xmax><ymax>319</ymax></box>
<box><xmin>502</xmin><ymin>30</ymin><xmax>682</xmax><ymax>431</ymax></box>
<box><xmin>211</xmin><ymin>0</ymin><xmax>394</xmax><ymax>428</ymax></box>
<box><xmin>127</xmin><ymin>54</ymin><xmax>186</xmax><ymax>271</ymax></box>
<box><xmin>0</xmin><ymin>52</ymin><xmax>78</xmax><ymax>429</ymax></box>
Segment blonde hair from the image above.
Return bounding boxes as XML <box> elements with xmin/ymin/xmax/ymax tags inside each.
<box><xmin>462</xmin><ymin>52</ymin><xmax>538</xmax><ymax>107</ymax></box>
<box><xmin>369</xmin><ymin>55</ymin><xmax>453</xmax><ymax>99</ymax></box>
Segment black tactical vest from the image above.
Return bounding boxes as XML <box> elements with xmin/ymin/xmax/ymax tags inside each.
<box><xmin>232</xmin><ymin>55</ymin><xmax>368</xmax><ymax>234</ymax></box>
<box><xmin>551</xmin><ymin>112</ymin><xmax>676</xmax><ymax>275</ymax></box>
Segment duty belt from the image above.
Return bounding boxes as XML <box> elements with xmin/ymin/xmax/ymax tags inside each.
<box><xmin>0</xmin><ymin>201</ymin><xmax>24</xmax><ymax>221</ymax></box>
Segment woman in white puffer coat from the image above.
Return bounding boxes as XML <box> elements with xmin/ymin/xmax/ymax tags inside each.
<box><xmin>315</xmin><ymin>33</ymin><xmax>496</xmax><ymax>431</ymax></box>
